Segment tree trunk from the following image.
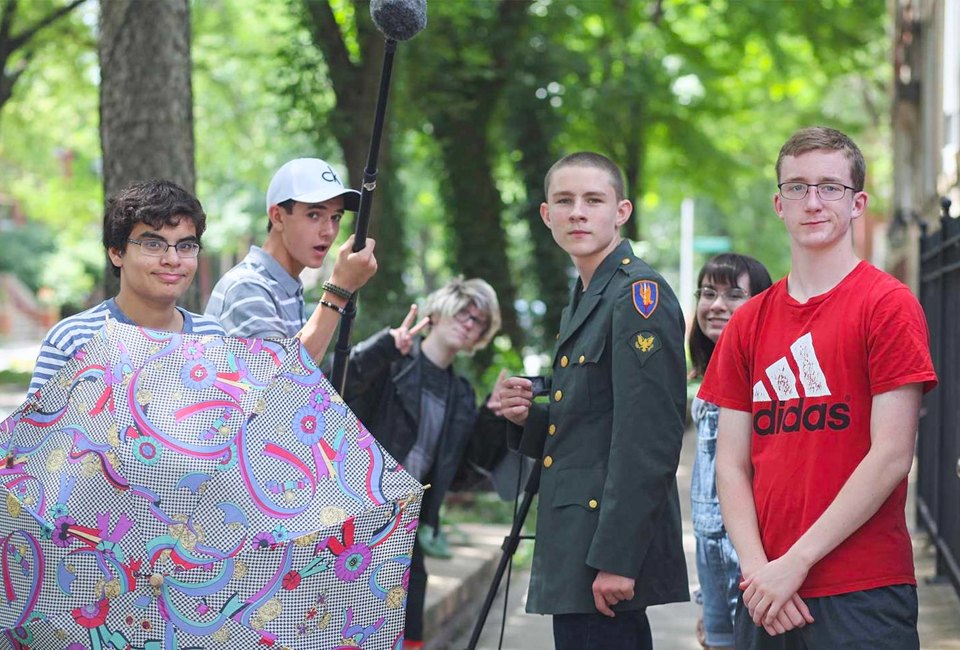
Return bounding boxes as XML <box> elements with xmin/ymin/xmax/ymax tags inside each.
<box><xmin>405</xmin><ymin>0</ymin><xmax>531</xmax><ymax>351</ymax></box>
<box><xmin>98</xmin><ymin>0</ymin><xmax>198</xmax><ymax>307</ymax></box>
<box><xmin>432</xmin><ymin>112</ymin><xmax>521</xmax><ymax>350</ymax></box>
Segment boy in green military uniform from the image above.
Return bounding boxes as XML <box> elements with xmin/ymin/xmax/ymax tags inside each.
<box><xmin>500</xmin><ymin>152</ymin><xmax>689</xmax><ymax>649</ymax></box>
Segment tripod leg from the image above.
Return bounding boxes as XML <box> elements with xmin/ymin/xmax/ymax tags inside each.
<box><xmin>464</xmin><ymin>463</ymin><xmax>541</xmax><ymax>650</ymax></box>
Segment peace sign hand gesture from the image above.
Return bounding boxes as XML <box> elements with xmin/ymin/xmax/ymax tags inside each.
<box><xmin>389</xmin><ymin>304</ymin><xmax>430</xmax><ymax>356</ymax></box>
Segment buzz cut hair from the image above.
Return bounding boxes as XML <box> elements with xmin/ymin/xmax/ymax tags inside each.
<box><xmin>544</xmin><ymin>151</ymin><xmax>626</xmax><ymax>202</ymax></box>
<box><xmin>776</xmin><ymin>126</ymin><xmax>866</xmax><ymax>191</ymax></box>
<box><xmin>422</xmin><ymin>276</ymin><xmax>502</xmax><ymax>351</ymax></box>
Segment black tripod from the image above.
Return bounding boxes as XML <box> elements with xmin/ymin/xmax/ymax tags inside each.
<box><xmin>464</xmin><ymin>460</ymin><xmax>541</xmax><ymax>650</ymax></box>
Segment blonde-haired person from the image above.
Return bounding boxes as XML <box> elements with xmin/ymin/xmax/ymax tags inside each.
<box><xmin>420</xmin><ymin>277</ymin><xmax>502</xmax><ymax>352</ymax></box>
<box><xmin>342</xmin><ymin>276</ymin><xmax>509</xmax><ymax>650</ymax></box>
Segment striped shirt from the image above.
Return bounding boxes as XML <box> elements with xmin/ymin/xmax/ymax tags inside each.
<box><xmin>28</xmin><ymin>298</ymin><xmax>224</xmax><ymax>395</ymax></box>
<box><xmin>203</xmin><ymin>246</ymin><xmax>306</xmax><ymax>339</ymax></box>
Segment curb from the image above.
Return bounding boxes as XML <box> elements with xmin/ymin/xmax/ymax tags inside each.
<box><xmin>422</xmin><ymin>523</ymin><xmax>510</xmax><ymax>650</ymax></box>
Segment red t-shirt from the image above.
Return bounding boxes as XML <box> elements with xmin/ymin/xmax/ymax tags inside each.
<box><xmin>699</xmin><ymin>261</ymin><xmax>937</xmax><ymax>597</ymax></box>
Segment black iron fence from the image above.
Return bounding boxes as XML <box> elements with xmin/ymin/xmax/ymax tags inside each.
<box><xmin>917</xmin><ymin>197</ymin><xmax>960</xmax><ymax>599</ymax></box>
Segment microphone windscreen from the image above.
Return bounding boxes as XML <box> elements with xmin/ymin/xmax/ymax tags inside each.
<box><xmin>370</xmin><ymin>0</ymin><xmax>427</xmax><ymax>41</ymax></box>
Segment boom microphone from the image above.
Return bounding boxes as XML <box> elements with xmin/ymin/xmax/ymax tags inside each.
<box><xmin>331</xmin><ymin>0</ymin><xmax>427</xmax><ymax>394</ymax></box>
<box><xmin>370</xmin><ymin>0</ymin><xmax>427</xmax><ymax>41</ymax></box>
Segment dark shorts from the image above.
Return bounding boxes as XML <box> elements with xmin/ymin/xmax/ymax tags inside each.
<box><xmin>734</xmin><ymin>584</ymin><xmax>919</xmax><ymax>650</ymax></box>
<box><xmin>552</xmin><ymin>609</ymin><xmax>651</xmax><ymax>650</ymax></box>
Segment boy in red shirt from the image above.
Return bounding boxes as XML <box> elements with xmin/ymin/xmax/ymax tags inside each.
<box><xmin>699</xmin><ymin>127</ymin><xmax>937</xmax><ymax>649</ymax></box>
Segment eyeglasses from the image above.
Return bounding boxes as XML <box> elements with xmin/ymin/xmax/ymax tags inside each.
<box><xmin>777</xmin><ymin>182</ymin><xmax>859</xmax><ymax>201</ymax></box>
<box><xmin>128</xmin><ymin>238</ymin><xmax>201</xmax><ymax>258</ymax></box>
<box><xmin>695</xmin><ymin>287</ymin><xmax>750</xmax><ymax>303</ymax></box>
<box><xmin>454</xmin><ymin>309</ymin><xmax>488</xmax><ymax>329</ymax></box>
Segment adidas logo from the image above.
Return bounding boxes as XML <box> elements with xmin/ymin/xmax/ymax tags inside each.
<box><xmin>751</xmin><ymin>333</ymin><xmax>851</xmax><ymax>436</ymax></box>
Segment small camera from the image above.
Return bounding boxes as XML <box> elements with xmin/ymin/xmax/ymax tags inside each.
<box><xmin>520</xmin><ymin>375</ymin><xmax>550</xmax><ymax>397</ymax></box>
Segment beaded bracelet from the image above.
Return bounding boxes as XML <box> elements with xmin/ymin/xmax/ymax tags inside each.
<box><xmin>318</xmin><ymin>299</ymin><xmax>347</xmax><ymax>316</ymax></box>
<box><xmin>321</xmin><ymin>281</ymin><xmax>353</xmax><ymax>300</ymax></box>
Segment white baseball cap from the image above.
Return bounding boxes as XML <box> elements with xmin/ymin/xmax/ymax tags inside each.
<box><xmin>265</xmin><ymin>158</ymin><xmax>361</xmax><ymax>213</ymax></box>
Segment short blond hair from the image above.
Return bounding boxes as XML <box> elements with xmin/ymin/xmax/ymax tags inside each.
<box><xmin>423</xmin><ymin>276</ymin><xmax>501</xmax><ymax>351</ymax></box>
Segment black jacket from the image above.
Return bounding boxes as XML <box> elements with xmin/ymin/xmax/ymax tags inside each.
<box><xmin>342</xmin><ymin>328</ymin><xmax>506</xmax><ymax>528</ymax></box>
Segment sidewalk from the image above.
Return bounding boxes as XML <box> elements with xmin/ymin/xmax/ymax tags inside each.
<box><xmin>0</xmin><ymin>340</ymin><xmax>39</xmax><ymax>375</ymax></box>
<box><xmin>0</xmin><ymin>384</ymin><xmax>28</xmax><ymax>419</ymax></box>
<box><xmin>0</xmin><ymin>340</ymin><xmax>38</xmax><ymax>414</ymax></box>
<box><xmin>421</xmin><ymin>429</ymin><xmax>960</xmax><ymax>650</ymax></box>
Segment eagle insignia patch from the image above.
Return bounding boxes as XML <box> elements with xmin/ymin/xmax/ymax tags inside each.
<box><xmin>636</xmin><ymin>332</ymin><xmax>655</xmax><ymax>352</ymax></box>
<box><xmin>632</xmin><ymin>280</ymin><xmax>659</xmax><ymax>318</ymax></box>
<box><xmin>631</xmin><ymin>330</ymin><xmax>661</xmax><ymax>366</ymax></box>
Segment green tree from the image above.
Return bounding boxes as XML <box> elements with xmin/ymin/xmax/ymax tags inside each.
<box><xmin>0</xmin><ymin>0</ymin><xmax>893</xmax><ymax>356</ymax></box>
<box><xmin>0</xmin><ymin>0</ymin><xmax>99</xmax><ymax>312</ymax></box>
<box><xmin>522</xmin><ymin>0</ymin><xmax>888</xmax><ymax>286</ymax></box>
<box><xmin>0</xmin><ymin>0</ymin><xmax>86</xmax><ymax>115</ymax></box>
<box><xmin>404</xmin><ymin>0</ymin><xmax>532</xmax><ymax>350</ymax></box>
<box><xmin>190</xmin><ymin>0</ymin><xmax>318</xmax><ymax>299</ymax></box>
<box><xmin>0</xmin><ymin>222</ymin><xmax>55</xmax><ymax>291</ymax></box>
<box><xmin>499</xmin><ymin>16</ymin><xmax>575</xmax><ymax>345</ymax></box>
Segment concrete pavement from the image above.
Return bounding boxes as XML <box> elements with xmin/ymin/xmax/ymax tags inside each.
<box><xmin>0</xmin><ymin>339</ymin><xmax>37</xmax><ymax>414</ymax></box>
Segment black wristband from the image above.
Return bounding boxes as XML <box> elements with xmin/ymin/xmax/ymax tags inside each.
<box><xmin>319</xmin><ymin>299</ymin><xmax>347</xmax><ymax>316</ymax></box>
<box><xmin>321</xmin><ymin>281</ymin><xmax>353</xmax><ymax>300</ymax></box>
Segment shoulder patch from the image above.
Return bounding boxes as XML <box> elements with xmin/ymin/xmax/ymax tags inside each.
<box><xmin>630</xmin><ymin>330</ymin><xmax>662</xmax><ymax>366</ymax></box>
<box><xmin>632</xmin><ymin>280</ymin><xmax>659</xmax><ymax>318</ymax></box>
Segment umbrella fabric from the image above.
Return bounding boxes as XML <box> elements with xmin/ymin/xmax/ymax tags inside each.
<box><xmin>0</xmin><ymin>320</ymin><xmax>423</xmax><ymax>650</ymax></box>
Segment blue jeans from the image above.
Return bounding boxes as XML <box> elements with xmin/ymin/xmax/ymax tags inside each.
<box><xmin>552</xmin><ymin>609</ymin><xmax>651</xmax><ymax>650</ymax></box>
<box><xmin>695</xmin><ymin>531</ymin><xmax>740</xmax><ymax>647</ymax></box>
<box><xmin>691</xmin><ymin>398</ymin><xmax>740</xmax><ymax>646</ymax></box>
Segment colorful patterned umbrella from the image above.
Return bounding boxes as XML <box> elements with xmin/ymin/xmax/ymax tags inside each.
<box><xmin>0</xmin><ymin>320</ymin><xmax>423</xmax><ymax>650</ymax></box>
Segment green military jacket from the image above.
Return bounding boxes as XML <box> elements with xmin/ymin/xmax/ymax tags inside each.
<box><xmin>521</xmin><ymin>240</ymin><xmax>689</xmax><ymax>615</ymax></box>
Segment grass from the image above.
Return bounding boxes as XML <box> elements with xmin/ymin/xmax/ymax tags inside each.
<box><xmin>442</xmin><ymin>490</ymin><xmax>538</xmax><ymax>568</ymax></box>
<box><xmin>0</xmin><ymin>368</ymin><xmax>30</xmax><ymax>388</ymax></box>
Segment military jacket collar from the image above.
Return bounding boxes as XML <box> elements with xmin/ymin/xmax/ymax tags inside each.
<box><xmin>558</xmin><ymin>239</ymin><xmax>633</xmax><ymax>348</ymax></box>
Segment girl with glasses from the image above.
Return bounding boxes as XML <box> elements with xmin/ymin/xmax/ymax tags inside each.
<box><xmin>689</xmin><ymin>253</ymin><xmax>772</xmax><ymax>649</ymax></box>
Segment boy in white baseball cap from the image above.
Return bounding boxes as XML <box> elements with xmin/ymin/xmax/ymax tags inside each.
<box><xmin>205</xmin><ymin>157</ymin><xmax>377</xmax><ymax>362</ymax></box>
